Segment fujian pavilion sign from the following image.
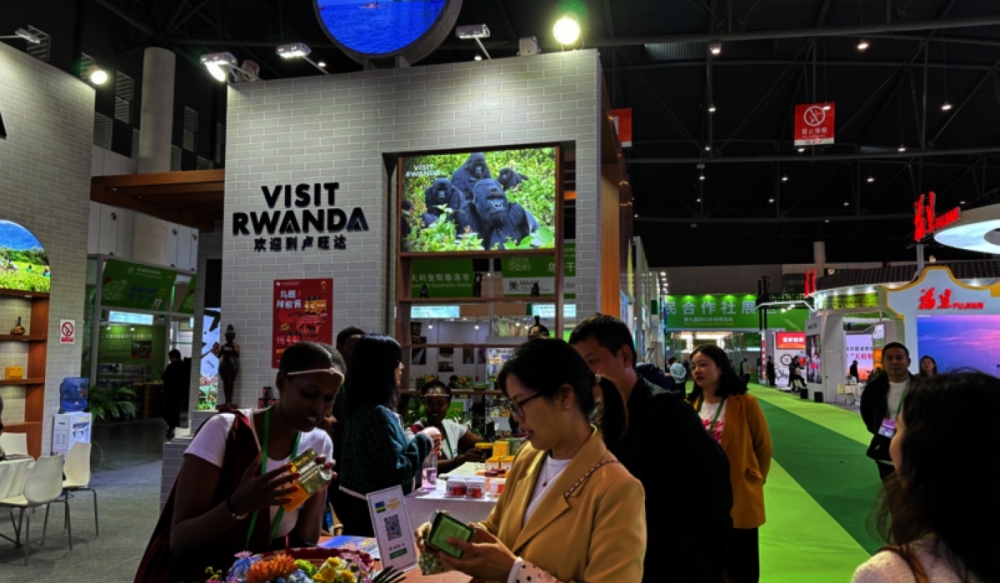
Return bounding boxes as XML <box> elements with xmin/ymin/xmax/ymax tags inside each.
<box><xmin>231</xmin><ymin>182</ymin><xmax>369</xmax><ymax>253</ymax></box>
<box><xmin>914</xmin><ymin>191</ymin><xmax>960</xmax><ymax>242</ymax></box>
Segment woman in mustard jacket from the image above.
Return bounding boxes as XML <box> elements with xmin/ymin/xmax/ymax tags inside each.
<box><xmin>416</xmin><ymin>338</ymin><xmax>647</xmax><ymax>582</ymax></box>
<box><xmin>689</xmin><ymin>345</ymin><xmax>773</xmax><ymax>583</ymax></box>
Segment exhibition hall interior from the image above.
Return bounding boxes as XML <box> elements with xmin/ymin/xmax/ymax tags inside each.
<box><xmin>1</xmin><ymin>1</ymin><xmax>1000</xmax><ymax>581</ymax></box>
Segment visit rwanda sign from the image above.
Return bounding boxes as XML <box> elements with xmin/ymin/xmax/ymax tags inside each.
<box><xmin>664</xmin><ymin>294</ymin><xmax>760</xmax><ymax>330</ymax></box>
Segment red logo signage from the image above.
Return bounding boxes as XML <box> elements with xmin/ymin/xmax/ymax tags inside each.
<box><xmin>612</xmin><ymin>108</ymin><xmax>632</xmax><ymax>148</ymax></box>
<box><xmin>804</xmin><ymin>269</ymin><xmax>817</xmax><ymax>295</ymax></box>
<box><xmin>776</xmin><ymin>332</ymin><xmax>806</xmax><ymax>349</ymax></box>
<box><xmin>914</xmin><ymin>191</ymin><xmax>961</xmax><ymax>242</ymax></box>
<box><xmin>918</xmin><ymin>287</ymin><xmax>984</xmax><ymax>311</ymax></box>
<box><xmin>793</xmin><ymin>103</ymin><xmax>835</xmax><ymax>146</ymax></box>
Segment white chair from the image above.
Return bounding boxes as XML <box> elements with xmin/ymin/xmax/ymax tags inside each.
<box><xmin>62</xmin><ymin>441</ymin><xmax>98</xmax><ymax>536</ymax></box>
<box><xmin>0</xmin><ymin>454</ymin><xmax>71</xmax><ymax>565</ymax></box>
<box><xmin>836</xmin><ymin>383</ymin><xmax>847</xmax><ymax>404</ymax></box>
<box><xmin>0</xmin><ymin>432</ymin><xmax>29</xmax><ymax>457</ymax></box>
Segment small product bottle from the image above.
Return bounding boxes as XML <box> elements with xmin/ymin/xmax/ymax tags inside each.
<box><xmin>422</xmin><ymin>451</ymin><xmax>438</xmax><ymax>490</ymax></box>
<box><xmin>281</xmin><ymin>448</ymin><xmax>334</xmax><ymax>512</ymax></box>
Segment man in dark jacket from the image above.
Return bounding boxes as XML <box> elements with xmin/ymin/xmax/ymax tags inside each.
<box><xmin>860</xmin><ymin>342</ymin><xmax>917</xmax><ymax>482</ymax></box>
<box><xmin>572</xmin><ymin>315</ymin><xmax>733</xmax><ymax>583</ymax></box>
<box><xmin>160</xmin><ymin>350</ymin><xmax>189</xmax><ymax>440</ymax></box>
<box><xmin>636</xmin><ymin>361</ymin><xmax>682</xmax><ymax>397</ymax></box>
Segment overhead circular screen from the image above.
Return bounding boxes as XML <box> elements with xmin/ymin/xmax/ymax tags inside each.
<box><xmin>315</xmin><ymin>0</ymin><xmax>462</xmax><ymax>65</ymax></box>
<box><xmin>933</xmin><ymin>204</ymin><xmax>1000</xmax><ymax>255</ymax></box>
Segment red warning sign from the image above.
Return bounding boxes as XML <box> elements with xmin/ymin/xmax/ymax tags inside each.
<box><xmin>60</xmin><ymin>320</ymin><xmax>76</xmax><ymax>344</ymax></box>
<box><xmin>793</xmin><ymin>103</ymin><xmax>835</xmax><ymax>146</ymax></box>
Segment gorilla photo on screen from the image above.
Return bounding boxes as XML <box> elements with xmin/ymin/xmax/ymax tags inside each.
<box><xmin>450</xmin><ymin>153</ymin><xmax>491</xmax><ymax>200</ymax></box>
<box><xmin>497</xmin><ymin>167</ymin><xmax>528</xmax><ymax>191</ymax></box>
<box><xmin>456</xmin><ymin>178</ymin><xmax>539</xmax><ymax>250</ymax></box>
<box><xmin>421</xmin><ymin>178</ymin><xmax>464</xmax><ymax>226</ymax></box>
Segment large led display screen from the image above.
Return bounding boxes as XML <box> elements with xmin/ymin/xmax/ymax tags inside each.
<box><xmin>917</xmin><ymin>315</ymin><xmax>1000</xmax><ymax>377</ymax></box>
<box><xmin>316</xmin><ymin>0</ymin><xmax>445</xmax><ymax>56</ymax></box>
<box><xmin>401</xmin><ymin>147</ymin><xmax>558</xmax><ymax>253</ymax></box>
<box><xmin>0</xmin><ymin>220</ymin><xmax>50</xmax><ymax>293</ymax></box>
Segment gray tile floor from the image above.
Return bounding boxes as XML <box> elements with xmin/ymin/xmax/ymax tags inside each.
<box><xmin>0</xmin><ymin>419</ymin><xmax>167</xmax><ymax>580</ymax></box>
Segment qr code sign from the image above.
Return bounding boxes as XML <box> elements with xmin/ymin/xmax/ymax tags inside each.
<box><xmin>384</xmin><ymin>515</ymin><xmax>402</xmax><ymax>541</ymax></box>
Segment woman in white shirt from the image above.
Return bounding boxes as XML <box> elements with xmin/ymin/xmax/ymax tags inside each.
<box><xmin>134</xmin><ymin>342</ymin><xmax>341</xmax><ymax>583</ymax></box>
<box><xmin>406</xmin><ymin>381</ymin><xmax>485</xmax><ymax>473</ymax></box>
<box><xmin>852</xmin><ymin>372</ymin><xmax>999</xmax><ymax>583</ymax></box>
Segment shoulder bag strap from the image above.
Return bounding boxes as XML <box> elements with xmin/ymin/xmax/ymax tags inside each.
<box><xmin>563</xmin><ymin>459</ymin><xmax>620</xmax><ymax>499</ymax></box>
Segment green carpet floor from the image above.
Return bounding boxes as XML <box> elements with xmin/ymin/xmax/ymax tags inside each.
<box><xmin>748</xmin><ymin>384</ymin><xmax>885</xmax><ymax>581</ymax></box>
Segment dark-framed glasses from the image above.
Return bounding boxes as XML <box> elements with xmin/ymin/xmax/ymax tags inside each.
<box><xmin>506</xmin><ymin>393</ymin><xmax>543</xmax><ymax>418</ymax></box>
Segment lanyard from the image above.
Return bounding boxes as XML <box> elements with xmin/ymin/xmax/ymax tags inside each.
<box><xmin>696</xmin><ymin>396</ymin><xmax>727</xmax><ymax>436</ymax></box>
<box><xmin>245</xmin><ymin>408</ymin><xmax>301</xmax><ymax>549</ymax></box>
<box><xmin>442</xmin><ymin>425</ymin><xmax>455</xmax><ymax>460</ymax></box>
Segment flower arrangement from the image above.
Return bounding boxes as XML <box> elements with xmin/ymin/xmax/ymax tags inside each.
<box><xmin>414</xmin><ymin>374</ymin><xmax>439</xmax><ymax>392</ymax></box>
<box><xmin>454</xmin><ymin>376</ymin><xmax>472</xmax><ymax>387</ymax></box>
<box><xmin>213</xmin><ymin>550</ymin><xmax>379</xmax><ymax>583</ymax></box>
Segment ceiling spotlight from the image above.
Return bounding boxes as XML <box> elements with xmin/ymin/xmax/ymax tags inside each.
<box><xmin>699</xmin><ymin>174</ymin><xmax>705</xmax><ymax>181</ymax></box>
<box><xmin>474</xmin><ymin>54</ymin><xmax>483</xmax><ymax>61</ymax></box>
<box><xmin>960</xmin><ymin>200</ymin><xmax>966</xmax><ymax>205</ymax></box>
<box><xmin>825</xmin><ymin>219</ymin><xmax>831</xmax><ymax>223</ymax></box>
<box><xmin>427</xmin><ymin>323</ymin><xmax>433</xmax><ymax>329</ymax></box>
<box><xmin>781</xmin><ymin>175</ymin><xmax>788</xmax><ymax>182</ymax></box>
<box><xmin>705</xmin><ymin>144</ymin><xmax>711</xmax><ymax>151</ymax></box>
<box><xmin>822</xmin><ymin>103</ymin><xmax>831</xmax><ymax>111</ymax></box>
<box><xmin>317</xmin><ymin>60</ymin><xmax>326</xmax><ymax>68</ymax></box>
<box><xmin>898</xmin><ymin>144</ymin><xmax>907</xmax><ymax>152</ymax></box>
<box><xmin>797</xmin><ymin>147</ymin><xmax>806</xmax><ymax>153</ymax></box>
<box><xmin>857</xmin><ymin>39</ymin><xmax>870</xmax><ymax>51</ymax></box>
<box><xmin>708</xmin><ymin>103</ymin><xmax>716</xmax><ymax>113</ymax></box>
<box><xmin>201</xmin><ymin>52</ymin><xmax>237</xmax><ymax>82</ymax></box>
<box><xmin>696</xmin><ymin>198</ymin><xmax>702</xmax><ymax>203</ymax></box>
<box><xmin>634</xmin><ymin>213</ymin><xmax>639</xmax><ymax>218</ymax></box>
<box><xmin>553</xmin><ymin>15</ymin><xmax>581</xmax><ymax>46</ymax></box>
<box><xmin>941</xmin><ymin>101</ymin><xmax>952</xmax><ymax>111</ymax></box>
<box><xmin>867</xmin><ymin>176</ymin><xmax>875</xmax><ymax>183</ymax></box>
<box><xmin>86</xmin><ymin>66</ymin><xmax>108</xmax><ymax>85</ymax></box>
<box><xmin>709</xmin><ymin>41</ymin><xmax>722</xmax><ymax>56</ymax></box>
<box><xmin>768</xmin><ymin>198</ymin><xmax>775</xmax><ymax>203</ymax></box>
<box><xmin>14</xmin><ymin>28</ymin><xmax>41</xmax><ymax>44</ymax></box>
<box><xmin>275</xmin><ymin>43</ymin><xmax>330</xmax><ymax>75</ymax></box>
<box><xmin>843</xmin><ymin>201</ymin><xmax>850</xmax><ymax>207</ymax></box>
<box><xmin>276</xmin><ymin>42</ymin><xmax>311</xmax><ymax>59</ymax></box>
<box><xmin>691</xmin><ymin>223</ymin><xmax>698</xmax><ymax>228</ymax></box>
<box><xmin>474</xmin><ymin>323</ymin><xmax>480</xmax><ymax>330</ymax></box>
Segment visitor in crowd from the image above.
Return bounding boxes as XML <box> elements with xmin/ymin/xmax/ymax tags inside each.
<box><xmin>570</xmin><ymin>315</ymin><xmax>732</xmax><ymax>583</ymax></box>
<box><xmin>405</xmin><ymin>380</ymin><xmax>486</xmax><ymax>473</ymax></box>
<box><xmin>134</xmin><ymin>342</ymin><xmax>342</xmax><ymax>583</ymax></box>
<box><xmin>670</xmin><ymin>362</ymin><xmax>689</xmax><ymax>397</ymax></box>
<box><xmin>766</xmin><ymin>358</ymin><xmax>776</xmax><ymax>387</ymax></box>
<box><xmin>326</xmin><ymin>326</ymin><xmax>364</xmax><ymax>516</ymax></box>
<box><xmin>416</xmin><ymin>338</ymin><xmax>646</xmax><ymax>582</ymax></box>
<box><xmin>636</xmin><ymin>360</ymin><xmax>682</xmax><ymax>397</ymax></box>
<box><xmin>861</xmin><ymin>342</ymin><xmax>917</xmax><ymax>482</ymax></box>
<box><xmin>918</xmin><ymin>355</ymin><xmax>938</xmax><ymax>379</ymax></box>
<box><xmin>688</xmin><ymin>345</ymin><xmax>773</xmax><ymax>583</ymax></box>
<box><xmin>741</xmin><ymin>358</ymin><xmax>752</xmax><ymax>385</ymax></box>
<box><xmin>850</xmin><ymin>359</ymin><xmax>860</xmax><ymax>382</ymax></box>
<box><xmin>160</xmin><ymin>349</ymin><xmax>189</xmax><ymax>441</ymax></box>
<box><xmin>853</xmin><ymin>371</ymin><xmax>999</xmax><ymax>583</ymax></box>
<box><xmin>339</xmin><ymin>334</ymin><xmax>441</xmax><ymax>536</ymax></box>
<box><xmin>788</xmin><ymin>358</ymin><xmax>803</xmax><ymax>390</ymax></box>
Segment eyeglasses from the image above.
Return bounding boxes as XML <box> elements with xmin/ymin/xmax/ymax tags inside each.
<box><xmin>506</xmin><ymin>393</ymin><xmax>543</xmax><ymax>418</ymax></box>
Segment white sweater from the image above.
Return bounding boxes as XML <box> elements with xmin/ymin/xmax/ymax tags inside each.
<box><xmin>852</xmin><ymin>540</ymin><xmax>982</xmax><ymax>583</ymax></box>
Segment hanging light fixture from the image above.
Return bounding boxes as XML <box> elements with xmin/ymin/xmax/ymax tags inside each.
<box><xmin>709</xmin><ymin>41</ymin><xmax>722</xmax><ymax>56</ymax></box>
<box><xmin>781</xmin><ymin>175</ymin><xmax>789</xmax><ymax>182</ymax></box>
<box><xmin>867</xmin><ymin>175</ymin><xmax>875</xmax><ymax>183</ymax></box>
<box><xmin>857</xmin><ymin>39</ymin><xmax>869</xmax><ymax>51</ymax></box>
<box><xmin>708</xmin><ymin>103</ymin><xmax>716</xmax><ymax>113</ymax></box>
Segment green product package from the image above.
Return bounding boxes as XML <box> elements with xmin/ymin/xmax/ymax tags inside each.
<box><xmin>427</xmin><ymin>511</ymin><xmax>475</xmax><ymax>559</ymax></box>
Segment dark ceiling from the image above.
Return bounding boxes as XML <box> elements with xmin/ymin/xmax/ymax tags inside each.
<box><xmin>22</xmin><ymin>0</ymin><xmax>1000</xmax><ymax>267</ymax></box>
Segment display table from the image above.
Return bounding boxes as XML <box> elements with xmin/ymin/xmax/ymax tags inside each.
<box><xmin>0</xmin><ymin>456</ymin><xmax>33</xmax><ymax>500</ymax></box>
<box><xmin>405</xmin><ymin>463</ymin><xmax>497</xmax><ymax>531</ymax></box>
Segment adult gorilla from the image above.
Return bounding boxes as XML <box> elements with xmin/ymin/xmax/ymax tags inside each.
<box><xmin>455</xmin><ymin>179</ymin><xmax>539</xmax><ymax>250</ymax></box>
<box><xmin>421</xmin><ymin>178</ymin><xmax>464</xmax><ymax>226</ymax></box>
<box><xmin>450</xmin><ymin>153</ymin><xmax>491</xmax><ymax>200</ymax></box>
<box><xmin>497</xmin><ymin>167</ymin><xmax>528</xmax><ymax>191</ymax></box>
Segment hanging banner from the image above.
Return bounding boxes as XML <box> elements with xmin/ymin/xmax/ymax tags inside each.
<box><xmin>793</xmin><ymin>103</ymin><xmax>835</xmax><ymax>146</ymax></box>
<box><xmin>663</xmin><ymin>294</ymin><xmax>759</xmax><ymax>330</ymax></box>
<box><xmin>500</xmin><ymin>243</ymin><xmax>575</xmax><ymax>298</ymax></box>
<box><xmin>100</xmin><ymin>259</ymin><xmax>178</xmax><ymax>311</ymax></box>
<box><xmin>776</xmin><ymin>332</ymin><xmax>805</xmax><ymax>349</ymax></box>
<box><xmin>611</xmin><ymin>108</ymin><xmax>633</xmax><ymax>147</ymax></box>
<box><xmin>272</xmin><ymin>278</ymin><xmax>333</xmax><ymax>368</ymax></box>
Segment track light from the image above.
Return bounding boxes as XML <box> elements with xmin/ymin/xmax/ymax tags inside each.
<box><xmin>553</xmin><ymin>16</ymin><xmax>581</xmax><ymax>46</ymax></box>
<box><xmin>941</xmin><ymin>101</ymin><xmax>952</xmax><ymax>111</ymax></box>
<box><xmin>709</xmin><ymin>41</ymin><xmax>722</xmax><ymax>56</ymax></box>
<box><xmin>857</xmin><ymin>39</ymin><xmax>869</xmax><ymax>51</ymax></box>
<box><xmin>15</xmin><ymin>28</ymin><xmax>41</xmax><ymax>44</ymax></box>
<box><xmin>201</xmin><ymin>52</ymin><xmax>237</xmax><ymax>82</ymax></box>
<box><xmin>275</xmin><ymin>43</ymin><xmax>330</xmax><ymax>75</ymax></box>
<box><xmin>708</xmin><ymin>103</ymin><xmax>716</xmax><ymax>113</ymax></box>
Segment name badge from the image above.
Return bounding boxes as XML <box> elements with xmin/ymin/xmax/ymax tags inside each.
<box><xmin>878</xmin><ymin>418</ymin><xmax>897</xmax><ymax>438</ymax></box>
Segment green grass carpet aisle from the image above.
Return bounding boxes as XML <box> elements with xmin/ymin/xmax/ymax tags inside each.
<box><xmin>749</xmin><ymin>384</ymin><xmax>884</xmax><ymax>581</ymax></box>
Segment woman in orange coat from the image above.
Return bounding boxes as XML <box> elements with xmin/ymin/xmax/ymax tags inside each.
<box><xmin>689</xmin><ymin>345</ymin><xmax>773</xmax><ymax>583</ymax></box>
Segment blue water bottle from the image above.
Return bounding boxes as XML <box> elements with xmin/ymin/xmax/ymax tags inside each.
<box><xmin>59</xmin><ymin>377</ymin><xmax>89</xmax><ymax>413</ymax></box>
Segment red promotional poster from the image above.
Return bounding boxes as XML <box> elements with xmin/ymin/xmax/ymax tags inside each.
<box><xmin>776</xmin><ymin>332</ymin><xmax>806</xmax><ymax>350</ymax></box>
<box><xmin>272</xmin><ymin>278</ymin><xmax>333</xmax><ymax>368</ymax></box>
<box><xmin>793</xmin><ymin>103</ymin><xmax>835</xmax><ymax>146</ymax></box>
<box><xmin>612</xmin><ymin>108</ymin><xmax>633</xmax><ymax>147</ymax></box>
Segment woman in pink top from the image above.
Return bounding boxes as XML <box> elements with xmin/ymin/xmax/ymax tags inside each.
<box><xmin>852</xmin><ymin>372</ymin><xmax>999</xmax><ymax>583</ymax></box>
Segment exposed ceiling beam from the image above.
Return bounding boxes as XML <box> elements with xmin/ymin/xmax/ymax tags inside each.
<box><xmin>615</xmin><ymin>59</ymin><xmax>999</xmax><ymax>72</ymax></box>
<box><xmin>93</xmin><ymin>0</ymin><xmax>163</xmax><ymax>40</ymax></box>
<box><xmin>627</xmin><ymin>146</ymin><xmax>1000</xmax><ymax>164</ymax></box>
<box><xmin>931</xmin><ymin>61</ymin><xmax>1000</xmax><ymax>143</ymax></box>
<box><xmin>91</xmin><ymin>183</ymin><xmax>215</xmax><ymax>231</ymax></box>
<box><xmin>602</xmin><ymin>0</ymin><xmax>616</xmax><ymax>39</ymax></box>
<box><xmin>636</xmin><ymin>213</ymin><xmax>912</xmax><ymax>224</ymax></box>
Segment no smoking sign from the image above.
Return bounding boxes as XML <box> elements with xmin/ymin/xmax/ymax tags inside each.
<box><xmin>793</xmin><ymin>102</ymin><xmax>835</xmax><ymax>146</ymax></box>
<box><xmin>60</xmin><ymin>320</ymin><xmax>76</xmax><ymax>344</ymax></box>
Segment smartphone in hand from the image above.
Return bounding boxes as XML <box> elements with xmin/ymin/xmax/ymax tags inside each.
<box><xmin>426</xmin><ymin>511</ymin><xmax>475</xmax><ymax>559</ymax></box>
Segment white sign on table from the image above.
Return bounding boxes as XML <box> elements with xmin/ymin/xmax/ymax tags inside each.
<box><xmin>366</xmin><ymin>485</ymin><xmax>418</xmax><ymax>573</ymax></box>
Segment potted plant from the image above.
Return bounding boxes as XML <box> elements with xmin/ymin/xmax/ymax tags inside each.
<box><xmin>86</xmin><ymin>383</ymin><xmax>140</xmax><ymax>468</ymax></box>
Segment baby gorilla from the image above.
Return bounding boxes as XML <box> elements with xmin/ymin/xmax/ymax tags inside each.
<box><xmin>421</xmin><ymin>178</ymin><xmax>464</xmax><ymax>227</ymax></box>
<box><xmin>450</xmin><ymin>153</ymin><xmax>491</xmax><ymax>200</ymax></box>
<box><xmin>497</xmin><ymin>167</ymin><xmax>528</xmax><ymax>191</ymax></box>
<box><xmin>456</xmin><ymin>179</ymin><xmax>539</xmax><ymax>250</ymax></box>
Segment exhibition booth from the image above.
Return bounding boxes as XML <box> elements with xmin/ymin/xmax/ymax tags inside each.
<box><xmin>804</xmin><ymin>264</ymin><xmax>1000</xmax><ymax>401</ymax></box>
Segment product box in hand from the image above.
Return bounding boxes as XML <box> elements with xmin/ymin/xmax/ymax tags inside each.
<box><xmin>4</xmin><ymin>366</ymin><xmax>24</xmax><ymax>380</ymax></box>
